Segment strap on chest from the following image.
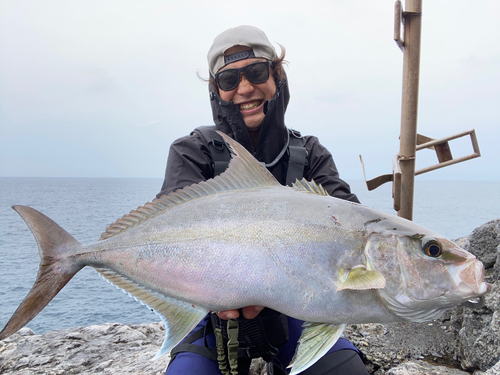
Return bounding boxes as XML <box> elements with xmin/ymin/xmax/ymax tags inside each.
<box><xmin>286</xmin><ymin>129</ymin><xmax>308</xmax><ymax>186</ymax></box>
<box><xmin>194</xmin><ymin>126</ymin><xmax>231</xmax><ymax>177</ymax></box>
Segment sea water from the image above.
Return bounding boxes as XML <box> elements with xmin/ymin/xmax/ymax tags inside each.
<box><xmin>0</xmin><ymin>177</ymin><xmax>498</xmax><ymax>335</ymax></box>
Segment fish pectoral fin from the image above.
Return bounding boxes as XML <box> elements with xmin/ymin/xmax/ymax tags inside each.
<box><xmin>292</xmin><ymin>179</ymin><xmax>329</xmax><ymax>196</ymax></box>
<box><xmin>288</xmin><ymin>322</ymin><xmax>346</xmax><ymax>375</ymax></box>
<box><xmin>95</xmin><ymin>268</ymin><xmax>209</xmax><ymax>360</ymax></box>
<box><xmin>337</xmin><ymin>266</ymin><xmax>386</xmax><ymax>291</ymax></box>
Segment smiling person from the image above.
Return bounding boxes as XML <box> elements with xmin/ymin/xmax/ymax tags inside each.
<box><xmin>159</xmin><ymin>26</ymin><xmax>367</xmax><ymax>375</ymax></box>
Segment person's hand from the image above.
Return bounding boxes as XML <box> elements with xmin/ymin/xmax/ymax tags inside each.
<box><xmin>216</xmin><ymin>305</ymin><xmax>265</xmax><ymax>320</ymax></box>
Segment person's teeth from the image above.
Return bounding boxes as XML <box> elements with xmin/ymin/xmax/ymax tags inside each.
<box><xmin>240</xmin><ymin>102</ymin><xmax>259</xmax><ymax>110</ymax></box>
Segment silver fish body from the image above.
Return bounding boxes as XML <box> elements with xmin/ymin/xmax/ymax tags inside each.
<box><xmin>0</xmin><ymin>132</ymin><xmax>491</xmax><ymax>374</ymax></box>
<box><xmin>81</xmin><ymin>187</ymin><xmax>465</xmax><ymax>323</ymax></box>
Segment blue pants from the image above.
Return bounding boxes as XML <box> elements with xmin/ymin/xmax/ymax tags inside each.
<box><xmin>165</xmin><ymin>315</ymin><xmax>364</xmax><ymax>374</ymax></box>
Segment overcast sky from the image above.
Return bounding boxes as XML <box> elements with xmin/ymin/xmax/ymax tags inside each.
<box><xmin>0</xmin><ymin>0</ymin><xmax>498</xmax><ymax>183</ymax></box>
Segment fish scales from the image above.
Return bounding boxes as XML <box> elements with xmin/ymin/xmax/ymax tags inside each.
<box><xmin>77</xmin><ymin>187</ymin><xmax>380</xmax><ymax>322</ymax></box>
<box><xmin>0</xmin><ymin>132</ymin><xmax>491</xmax><ymax>375</ymax></box>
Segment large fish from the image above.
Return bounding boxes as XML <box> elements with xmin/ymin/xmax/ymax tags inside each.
<box><xmin>0</xmin><ymin>132</ymin><xmax>491</xmax><ymax>374</ymax></box>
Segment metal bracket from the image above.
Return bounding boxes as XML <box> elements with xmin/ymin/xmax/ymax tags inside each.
<box><xmin>360</xmin><ymin>129</ymin><xmax>481</xmax><ymax>211</ymax></box>
<box><xmin>394</xmin><ymin>1</ymin><xmax>423</xmax><ymax>52</ymax></box>
<box><xmin>414</xmin><ymin>129</ymin><xmax>481</xmax><ymax>175</ymax></box>
<box><xmin>360</xmin><ymin>155</ymin><xmax>402</xmax><ymax>211</ymax></box>
<box><xmin>394</xmin><ymin>0</ymin><xmax>404</xmax><ymax>51</ymax></box>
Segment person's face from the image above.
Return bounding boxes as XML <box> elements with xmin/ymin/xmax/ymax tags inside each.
<box><xmin>217</xmin><ymin>58</ymin><xmax>276</xmax><ymax>130</ymax></box>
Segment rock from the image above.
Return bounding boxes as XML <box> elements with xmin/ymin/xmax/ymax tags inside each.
<box><xmin>457</xmin><ymin>219</ymin><xmax>500</xmax><ymax>372</ymax></box>
<box><xmin>458</xmin><ymin>282</ymin><xmax>500</xmax><ymax>371</ymax></box>
<box><xmin>474</xmin><ymin>359</ymin><xmax>500</xmax><ymax>375</ymax></box>
<box><xmin>250</xmin><ymin>357</ymin><xmax>267</xmax><ymax>375</ymax></box>
<box><xmin>466</xmin><ymin>219</ymin><xmax>500</xmax><ymax>269</ymax></box>
<box><xmin>386</xmin><ymin>360</ymin><xmax>470</xmax><ymax>375</ymax></box>
<box><xmin>1</xmin><ymin>220</ymin><xmax>499</xmax><ymax>375</ymax></box>
<box><xmin>344</xmin><ymin>321</ymin><xmax>461</xmax><ymax>374</ymax></box>
<box><xmin>485</xmin><ymin>359</ymin><xmax>500</xmax><ymax>375</ymax></box>
<box><xmin>453</xmin><ymin>236</ymin><xmax>470</xmax><ymax>250</ymax></box>
<box><xmin>0</xmin><ymin>322</ymin><xmax>171</xmax><ymax>374</ymax></box>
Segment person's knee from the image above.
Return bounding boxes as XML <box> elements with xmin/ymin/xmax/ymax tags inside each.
<box><xmin>165</xmin><ymin>352</ymin><xmax>220</xmax><ymax>375</ymax></box>
<box><xmin>299</xmin><ymin>350</ymin><xmax>369</xmax><ymax>375</ymax></box>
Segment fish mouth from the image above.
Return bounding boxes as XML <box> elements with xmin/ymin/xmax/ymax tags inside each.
<box><xmin>454</xmin><ymin>259</ymin><xmax>492</xmax><ymax>310</ymax></box>
<box><xmin>461</xmin><ymin>282</ymin><xmax>492</xmax><ymax>309</ymax></box>
<box><xmin>451</xmin><ymin>259</ymin><xmax>489</xmax><ymax>295</ymax></box>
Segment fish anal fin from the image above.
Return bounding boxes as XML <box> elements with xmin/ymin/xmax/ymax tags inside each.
<box><xmin>289</xmin><ymin>322</ymin><xmax>347</xmax><ymax>375</ymax></box>
<box><xmin>337</xmin><ymin>266</ymin><xmax>386</xmax><ymax>291</ymax></box>
<box><xmin>95</xmin><ymin>268</ymin><xmax>208</xmax><ymax>359</ymax></box>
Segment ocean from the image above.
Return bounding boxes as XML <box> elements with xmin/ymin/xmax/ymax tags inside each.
<box><xmin>0</xmin><ymin>177</ymin><xmax>498</xmax><ymax>335</ymax></box>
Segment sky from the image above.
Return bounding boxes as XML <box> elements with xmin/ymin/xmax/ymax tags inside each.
<box><xmin>0</xmin><ymin>0</ymin><xmax>498</xmax><ymax>182</ymax></box>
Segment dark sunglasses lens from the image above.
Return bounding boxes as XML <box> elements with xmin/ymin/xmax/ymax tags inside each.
<box><xmin>245</xmin><ymin>63</ymin><xmax>269</xmax><ymax>84</ymax></box>
<box><xmin>216</xmin><ymin>62</ymin><xmax>270</xmax><ymax>91</ymax></box>
<box><xmin>217</xmin><ymin>70</ymin><xmax>239</xmax><ymax>91</ymax></box>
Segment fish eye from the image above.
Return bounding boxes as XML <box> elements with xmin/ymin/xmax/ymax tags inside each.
<box><xmin>422</xmin><ymin>239</ymin><xmax>442</xmax><ymax>258</ymax></box>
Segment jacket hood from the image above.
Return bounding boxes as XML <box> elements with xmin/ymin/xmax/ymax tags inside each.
<box><xmin>209</xmin><ymin>77</ymin><xmax>290</xmax><ymax>165</ymax></box>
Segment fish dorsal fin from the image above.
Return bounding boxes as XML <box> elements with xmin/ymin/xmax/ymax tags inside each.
<box><xmin>289</xmin><ymin>322</ymin><xmax>346</xmax><ymax>375</ymax></box>
<box><xmin>99</xmin><ymin>201</ymin><xmax>166</xmax><ymax>240</ymax></box>
<box><xmin>95</xmin><ymin>267</ymin><xmax>209</xmax><ymax>359</ymax></box>
<box><xmin>99</xmin><ymin>131</ymin><xmax>279</xmax><ymax>240</ymax></box>
<box><xmin>217</xmin><ymin>131</ymin><xmax>280</xmax><ymax>189</ymax></box>
<box><xmin>292</xmin><ymin>178</ymin><xmax>329</xmax><ymax>196</ymax></box>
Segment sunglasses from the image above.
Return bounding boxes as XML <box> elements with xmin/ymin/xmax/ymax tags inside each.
<box><xmin>215</xmin><ymin>61</ymin><xmax>272</xmax><ymax>91</ymax></box>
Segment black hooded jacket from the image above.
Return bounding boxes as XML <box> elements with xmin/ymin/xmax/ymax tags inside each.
<box><xmin>157</xmin><ymin>77</ymin><xmax>359</xmax><ymax>203</ymax></box>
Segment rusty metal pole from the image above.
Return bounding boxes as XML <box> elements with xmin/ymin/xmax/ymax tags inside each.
<box><xmin>398</xmin><ymin>0</ymin><xmax>423</xmax><ymax>220</ymax></box>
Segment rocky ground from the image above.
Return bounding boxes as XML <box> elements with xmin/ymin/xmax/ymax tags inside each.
<box><xmin>1</xmin><ymin>219</ymin><xmax>499</xmax><ymax>375</ymax></box>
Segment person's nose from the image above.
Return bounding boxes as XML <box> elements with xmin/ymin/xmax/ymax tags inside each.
<box><xmin>236</xmin><ymin>74</ymin><xmax>254</xmax><ymax>96</ymax></box>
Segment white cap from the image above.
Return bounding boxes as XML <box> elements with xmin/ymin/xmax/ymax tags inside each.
<box><xmin>207</xmin><ymin>25</ymin><xmax>277</xmax><ymax>75</ymax></box>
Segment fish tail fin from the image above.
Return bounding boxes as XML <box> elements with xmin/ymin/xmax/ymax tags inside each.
<box><xmin>0</xmin><ymin>205</ymin><xmax>83</xmax><ymax>339</ymax></box>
